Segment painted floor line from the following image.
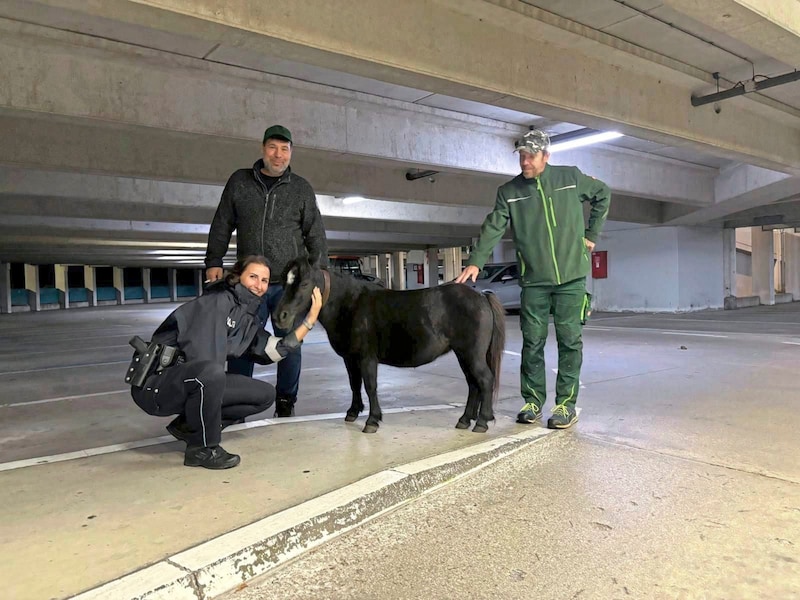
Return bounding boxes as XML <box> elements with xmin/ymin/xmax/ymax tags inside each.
<box><xmin>0</xmin><ymin>404</ymin><xmax>458</xmax><ymax>473</ymax></box>
<box><xmin>0</xmin><ymin>360</ymin><xmax>130</xmax><ymax>376</ymax></box>
<box><xmin>504</xmin><ymin>351</ymin><xmax>521</xmax><ymax>356</ymax></box>
<box><xmin>1</xmin><ymin>389</ymin><xmax>129</xmax><ymax>408</ymax></box>
<box><xmin>782</xmin><ymin>341</ymin><xmax>800</xmax><ymax>346</ymax></box>
<box><xmin>660</xmin><ymin>332</ymin><xmax>729</xmax><ymax>338</ymax></box>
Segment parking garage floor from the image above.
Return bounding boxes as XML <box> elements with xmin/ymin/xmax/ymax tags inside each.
<box><xmin>1</xmin><ymin>302</ymin><xmax>799</xmax><ymax>599</ymax></box>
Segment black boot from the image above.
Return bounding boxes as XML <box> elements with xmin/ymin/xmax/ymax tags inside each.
<box><xmin>184</xmin><ymin>445</ymin><xmax>241</xmax><ymax>469</ymax></box>
<box><xmin>166</xmin><ymin>415</ymin><xmax>195</xmax><ymax>443</ymax></box>
<box><xmin>274</xmin><ymin>395</ymin><xmax>296</xmax><ymax>418</ymax></box>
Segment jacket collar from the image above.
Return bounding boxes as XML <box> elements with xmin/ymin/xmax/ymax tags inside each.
<box><xmin>252</xmin><ymin>159</ymin><xmax>292</xmax><ymax>186</ymax></box>
<box><xmin>232</xmin><ymin>283</ymin><xmax>263</xmax><ymax>315</ymax></box>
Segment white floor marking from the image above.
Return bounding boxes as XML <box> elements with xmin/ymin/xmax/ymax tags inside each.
<box><xmin>0</xmin><ymin>360</ymin><xmax>129</xmax><ymax>376</ymax></box>
<box><xmin>660</xmin><ymin>332</ymin><xmax>728</xmax><ymax>338</ymax></box>
<box><xmin>0</xmin><ymin>404</ymin><xmax>459</xmax><ymax>472</ymax></box>
<box><xmin>1</xmin><ymin>389</ymin><xmax>129</xmax><ymax>408</ymax></box>
<box><xmin>503</xmin><ymin>351</ymin><xmax>521</xmax><ymax>356</ymax></box>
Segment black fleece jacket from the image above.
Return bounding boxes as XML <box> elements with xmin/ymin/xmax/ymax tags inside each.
<box><xmin>150</xmin><ymin>282</ymin><xmax>299</xmax><ymax>365</ymax></box>
<box><xmin>205</xmin><ymin>160</ymin><xmax>328</xmax><ymax>281</ymax></box>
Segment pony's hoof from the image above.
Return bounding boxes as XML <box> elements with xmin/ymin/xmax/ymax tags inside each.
<box><xmin>362</xmin><ymin>423</ymin><xmax>379</xmax><ymax>434</ymax></box>
<box><xmin>472</xmin><ymin>423</ymin><xmax>488</xmax><ymax>433</ymax></box>
<box><xmin>344</xmin><ymin>413</ymin><xmax>358</xmax><ymax>422</ymax></box>
<box><xmin>455</xmin><ymin>420</ymin><xmax>470</xmax><ymax>430</ymax></box>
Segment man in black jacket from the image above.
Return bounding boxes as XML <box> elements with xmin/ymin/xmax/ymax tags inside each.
<box><xmin>205</xmin><ymin>125</ymin><xmax>328</xmax><ymax>417</ymax></box>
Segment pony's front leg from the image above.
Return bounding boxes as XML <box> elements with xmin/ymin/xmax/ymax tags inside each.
<box><xmin>343</xmin><ymin>356</ymin><xmax>364</xmax><ymax>422</ymax></box>
<box><xmin>360</xmin><ymin>357</ymin><xmax>382</xmax><ymax>433</ymax></box>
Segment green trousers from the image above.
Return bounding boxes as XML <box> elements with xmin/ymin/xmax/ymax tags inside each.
<box><xmin>519</xmin><ymin>277</ymin><xmax>588</xmax><ymax>409</ymax></box>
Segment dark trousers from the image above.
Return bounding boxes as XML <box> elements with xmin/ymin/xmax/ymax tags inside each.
<box><xmin>131</xmin><ymin>360</ymin><xmax>275</xmax><ymax>447</ymax></box>
<box><xmin>519</xmin><ymin>277</ymin><xmax>587</xmax><ymax>409</ymax></box>
<box><xmin>227</xmin><ymin>284</ymin><xmax>302</xmax><ymax>399</ymax></box>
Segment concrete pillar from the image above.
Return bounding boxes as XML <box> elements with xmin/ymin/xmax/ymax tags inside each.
<box><xmin>195</xmin><ymin>268</ymin><xmax>204</xmax><ymax>296</ymax></box>
<box><xmin>0</xmin><ymin>262</ymin><xmax>11</xmax><ymax>314</ymax></box>
<box><xmin>722</xmin><ymin>228</ymin><xmax>736</xmax><ymax>309</ymax></box>
<box><xmin>168</xmin><ymin>268</ymin><xmax>178</xmax><ymax>301</ymax></box>
<box><xmin>785</xmin><ymin>233</ymin><xmax>800</xmax><ymax>301</ymax></box>
<box><xmin>25</xmin><ymin>264</ymin><xmax>40</xmax><ymax>312</ymax></box>
<box><xmin>442</xmin><ymin>247</ymin><xmax>462</xmax><ymax>283</ymax></box>
<box><xmin>426</xmin><ymin>248</ymin><xmax>438</xmax><ymax>288</ymax></box>
<box><xmin>113</xmin><ymin>266</ymin><xmax>125</xmax><ymax>305</ymax></box>
<box><xmin>391</xmin><ymin>251</ymin><xmax>406</xmax><ymax>290</ymax></box>
<box><xmin>84</xmin><ymin>265</ymin><xmax>97</xmax><ymax>307</ymax></box>
<box><xmin>751</xmin><ymin>227</ymin><xmax>775</xmax><ymax>305</ymax></box>
<box><xmin>55</xmin><ymin>263</ymin><xmax>69</xmax><ymax>309</ymax></box>
<box><xmin>378</xmin><ymin>253</ymin><xmax>390</xmax><ymax>289</ymax></box>
<box><xmin>142</xmin><ymin>268</ymin><xmax>152</xmax><ymax>303</ymax></box>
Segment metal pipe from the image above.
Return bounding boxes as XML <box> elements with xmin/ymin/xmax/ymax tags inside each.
<box><xmin>405</xmin><ymin>169</ymin><xmax>440</xmax><ymax>181</ymax></box>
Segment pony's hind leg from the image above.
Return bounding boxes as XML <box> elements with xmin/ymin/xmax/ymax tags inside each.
<box><xmin>359</xmin><ymin>357</ymin><xmax>382</xmax><ymax>433</ymax></box>
<box><xmin>454</xmin><ymin>352</ymin><xmax>480</xmax><ymax>430</ymax></box>
<box><xmin>343</xmin><ymin>356</ymin><xmax>364</xmax><ymax>422</ymax></box>
<box><xmin>462</xmin><ymin>355</ymin><xmax>495</xmax><ymax>433</ymax></box>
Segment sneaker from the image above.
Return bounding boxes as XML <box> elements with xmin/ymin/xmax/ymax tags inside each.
<box><xmin>275</xmin><ymin>396</ymin><xmax>296</xmax><ymax>418</ymax></box>
<box><xmin>547</xmin><ymin>404</ymin><xmax>578</xmax><ymax>429</ymax></box>
<box><xmin>516</xmin><ymin>402</ymin><xmax>542</xmax><ymax>424</ymax></box>
<box><xmin>166</xmin><ymin>416</ymin><xmax>194</xmax><ymax>443</ymax></box>
<box><xmin>184</xmin><ymin>445</ymin><xmax>241</xmax><ymax>469</ymax></box>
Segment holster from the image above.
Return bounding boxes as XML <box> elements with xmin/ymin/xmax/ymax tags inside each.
<box><xmin>124</xmin><ymin>336</ymin><xmax>182</xmax><ymax>388</ymax></box>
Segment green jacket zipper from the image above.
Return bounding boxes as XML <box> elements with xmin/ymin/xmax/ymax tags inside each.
<box><xmin>537</xmin><ymin>179</ymin><xmax>561</xmax><ymax>284</ymax></box>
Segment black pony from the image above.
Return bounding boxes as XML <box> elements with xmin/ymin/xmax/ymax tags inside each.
<box><xmin>274</xmin><ymin>258</ymin><xmax>505</xmax><ymax>433</ymax></box>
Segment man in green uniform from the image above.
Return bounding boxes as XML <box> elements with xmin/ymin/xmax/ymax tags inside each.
<box><xmin>456</xmin><ymin>129</ymin><xmax>611</xmax><ymax>429</ymax></box>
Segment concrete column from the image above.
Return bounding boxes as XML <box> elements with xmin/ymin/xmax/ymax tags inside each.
<box><xmin>113</xmin><ymin>266</ymin><xmax>124</xmax><ymax>305</ymax></box>
<box><xmin>378</xmin><ymin>253</ymin><xmax>390</xmax><ymax>289</ymax></box>
<box><xmin>25</xmin><ymin>264</ymin><xmax>40</xmax><ymax>312</ymax></box>
<box><xmin>442</xmin><ymin>247</ymin><xmax>462</xmax><ymax>283</ymax></box>
<box><xmin>84</xmin><ymin>265</ymin><xmax>97</xmax><ymax>307</ymax></box>
<box><xmin>391</xmin><ymin>251</ymin><xmax>406</xmax><ymax>290</ymax></box>
<box><xmin>751</xmin><ymin>227</ymin><xmax>775</xmax><ymax>305</ymax></box>
<box><xmin>142</xmin><ymin>268</ymin><xmax>152</xmax><ymax>304</ymax></box>
<box><xmin>722</xmin><ymin>228</ymin><xmax>736</xmax><ymax>309</ymax></box>
<box><xmin>168</xmin><ymin>268</ymin><xmax>178</xmax><ymax>301</ymax></box>
<box><xmin>195</xmin><ymin>269</ymin><xmax>204</xmax><ymax>296</ymax></box>
<box><xmin>0</xmin><ymin>262</ymin><xmax>11</xmax><ymax>314</ymax></box>
<box><xmin>785</xmin><ymin>233</ymin><xmax>800</xmax><ymax>301</ymax></box>
<box><xmin>426</xmin><ymin>248</ymin><xmax>438</xmax><ymax>288</ymax></box>
<box><xmin>55</xmin><ymin>263</ymin><xmax>69</xmax><ymax>309</ymax></box>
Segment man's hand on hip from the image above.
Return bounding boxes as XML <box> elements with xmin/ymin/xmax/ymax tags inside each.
<box><xmin>455</xmin><ymin>265</ymin><xmax>480</xmax><ymax>284</ymax></box>
<box><xmin>205</xmin><ymin>267</ymin><xmax>223</xmax><ymax>283</ymax></box>
<box><xmin>584</xmin><ymin>238</ymin><xmax>596</xmax><ymax>252</ymax></box>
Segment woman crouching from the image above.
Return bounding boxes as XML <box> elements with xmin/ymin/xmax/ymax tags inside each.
<box><xmin>129</xmin><ymin>255</ymin><xmax>322</xmax><ymax>469</ymax></box>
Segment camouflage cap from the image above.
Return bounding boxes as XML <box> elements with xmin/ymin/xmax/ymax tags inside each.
<box><xmin>514</xmin><ymin>129</ymin><xmax>551</xmax><ymax>154</ymax></box>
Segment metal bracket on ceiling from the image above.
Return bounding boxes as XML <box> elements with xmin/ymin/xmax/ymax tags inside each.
<box><xmin>691</xmin><ymin>69</ymin><xmax>800</xmax><ymax>107</ymax></box>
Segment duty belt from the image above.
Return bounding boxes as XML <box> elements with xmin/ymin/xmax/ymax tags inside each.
<box><xmin>124</xmin><ymin>336</ymin><xmax>183</xmax><ymax>388</ymax></box>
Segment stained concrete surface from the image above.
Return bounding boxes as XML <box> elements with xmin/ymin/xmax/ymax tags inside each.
<box><xmin>1</xmin><ymin>303</ymin><xmax>799</xmax><ymax>599</ymax></box>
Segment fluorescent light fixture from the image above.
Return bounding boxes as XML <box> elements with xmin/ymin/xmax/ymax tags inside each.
<box><xmin>549</xmin><ymin>131</ymin><xmax>623</xmax><ymax>152</ymax></box>
<box><xmin>342</xmin><ymin>196</ymin><xmax>368</xmax><ymax>205</ymax></box>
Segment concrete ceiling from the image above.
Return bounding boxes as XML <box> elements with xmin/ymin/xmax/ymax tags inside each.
<box><xmin>1</xmin><ymin>0</ymin><xmax>799</xmax><ymax>267</ymax></box>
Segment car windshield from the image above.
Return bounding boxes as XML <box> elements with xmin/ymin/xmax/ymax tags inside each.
<box><xmin>477</xmin><ymin>265</ymin><xmax>507</xmax><ymax>280</ymax></box>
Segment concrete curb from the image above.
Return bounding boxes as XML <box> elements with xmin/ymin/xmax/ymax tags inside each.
<box><xmin>70</xmin><ymin>427</ymin><xmax>553</xmax><ymax>600</ymax></box>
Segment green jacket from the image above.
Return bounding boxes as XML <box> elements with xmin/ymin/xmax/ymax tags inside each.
<box><xmin>468</xmin><ymin>164</ymin><xmax>611</xmax><ymax>286</ymax></box>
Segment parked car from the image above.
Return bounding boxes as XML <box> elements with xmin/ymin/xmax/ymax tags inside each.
<box><xmin>470</xmin><ymin>261</ymin><xmax>520</xmax><ymax>310</ymax></box>
<box><xmin>329</xmin><ymin>255</ymin><xmax>386</xmax><ymax>287</ymax></box>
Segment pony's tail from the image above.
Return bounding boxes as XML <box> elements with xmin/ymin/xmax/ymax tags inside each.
<box><xmin>484</xmin><ymin>292</ymin><xmax>506</xmax><ymax>405</ymax></box>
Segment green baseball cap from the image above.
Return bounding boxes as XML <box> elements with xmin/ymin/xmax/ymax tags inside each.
<box><xmin>263</xmin><ymin>125</ymin><xmax>292</xmax><ymax>144</ymax></box>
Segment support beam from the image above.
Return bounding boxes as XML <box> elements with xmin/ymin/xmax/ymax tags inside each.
<box><xmin>442</xmin><ymin>248</ymin><xmax>462</xmax><ymax>283</ymax></box>
<box><xmin>426</xmin><ymin>248</ymin><xmax>438</xmax><ymax>289</ymax></box>
<box><xmin>24</xmin><ymin>264</ymin><xmax>40</xmax><ymax>312</ymax></box>
<box><xmin>390</xmin><ymin>252</ymin><xmax>406</xmax><ymax>291</ymax></box>
<box><xmin>722</xmin><ymin>229</ymin><xmax>736</xmax><ymax>309</ymax></box>
<box><xmin>168</xmin><ymin>268</ymin><xmax>178</xmax><ymax>301</ymax></box>
<box><xmin>113</xmin><ymin>266</ymin><xmax>124</xmax><ymax>305</ymax></box>
<box><xmin>84</xmin><ymin>265</ymin><xmax>97</xmax><ymax>307</ymax></box>
<box><xmin>377</xmin><ymin>254</ymin><xmax>390</xmax><ymax>290</ymax></box>
<box><xmin>195</xmin><ymin>269</ymin><xmax>204</xmax><ymax>297</ymax></box>
<box><xmin>55</xmin><ymin>263</ymin><xmax>68</xmax><ymax>309</ymax></box>
<box><xmin>0</xmin><ymin>262</ymin><xmax>10</xmax><ymax>314</ymax></box>
<box><xmin>142</xmin><ymin>267</ymin><xmax>152</xmax><ymax>304</ymax></box>
<box><xmin>785</xmin><ymin>234</ymin><xmax>800</xmax><ymax>301</ymax></box>
<box><xmin>751</xmin><ymin>227</ymin><xmax>775</xmax><ymax>305</ymax></box>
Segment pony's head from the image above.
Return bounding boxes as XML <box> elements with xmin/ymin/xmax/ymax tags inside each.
<box><xmin>275</xmin><ymin>258</ymin><xmax>318</xmax><ymax>330</ymax></box>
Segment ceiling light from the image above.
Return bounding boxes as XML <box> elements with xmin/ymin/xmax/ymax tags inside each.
<box><xmin>549</xmin><ymin>131</ymin><xmax>623</xmax><ymax>152</ymax></box>
<box><xmin>342</xmin><ymin>196</ymin><xmax>368</xmax><ymax>205</ymax></box>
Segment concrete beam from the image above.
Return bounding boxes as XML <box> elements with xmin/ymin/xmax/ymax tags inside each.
<box><xmin>0</xmin><ymin>21</ymin><xmax>719</xmax><ymax>204</ymax></box>
<box><xmin>663</xmin><ymin>0</ymin><xmax>800</xmax><ymax>68</ymax></box>
<box><xmin>665</xmin><ymin>164</ymin><xmax>800</xmax><ymax>225</ymax></box>
<box><xmin>12</xmin><ymin>0</ymin><xmax>800</xmax><ymax>173</ymax></box>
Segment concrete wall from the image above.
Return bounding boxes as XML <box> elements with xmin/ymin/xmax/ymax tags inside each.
<box><xmin>589</xmin><ymin>223</ymin><xmax>724</xmax><ymax>312</ymax></box>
